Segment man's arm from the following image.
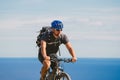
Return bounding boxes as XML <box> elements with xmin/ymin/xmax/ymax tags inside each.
<box><xmin>65</xmin><ymin>42</ymin><xmax>77</xmax><ymax>62</ymax></box>
<box><xmin>41</xmin><ymin>40</ymin><xmax>50</xmax><ymax>60</ymax></box>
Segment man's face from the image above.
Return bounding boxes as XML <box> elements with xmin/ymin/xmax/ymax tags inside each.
<box><xmin>53</xmin><ymin>29</ymin><xmax>62</xmax><ymax>37</ymax></box>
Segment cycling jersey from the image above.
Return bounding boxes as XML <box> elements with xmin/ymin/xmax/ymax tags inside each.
<box><xmin>38</xmin><ymin>31</ymin><xmax>69</xmax><ymax>62</ymax></box>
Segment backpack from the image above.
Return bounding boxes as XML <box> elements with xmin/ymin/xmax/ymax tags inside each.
<box><xmin>36</xmin><ymin>26</ymin><xmax>52</xmax><ymax>47</ymax></box>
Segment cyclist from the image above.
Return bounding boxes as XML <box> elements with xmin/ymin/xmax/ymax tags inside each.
<box><xmin>38</xmin><ymin>20</ymin><xmax>77</xmax><ymax>80</ymax></box>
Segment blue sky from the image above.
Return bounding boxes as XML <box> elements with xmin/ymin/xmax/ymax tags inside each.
<box><xmin>0</xmin><ymin>0</ymin><xmax>120</xmax><ymax>58</ymax></box>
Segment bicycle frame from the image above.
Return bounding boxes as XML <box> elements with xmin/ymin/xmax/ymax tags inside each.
<box><xmin>45</xmin><ymin>54</ymin><xmax>71</xmax><ymax>80</ymax></box>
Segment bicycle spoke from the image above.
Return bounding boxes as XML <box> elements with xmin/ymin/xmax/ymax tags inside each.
<box><xmin>60</xmin><ymin>77</ymin><xmax>68</xmax><ymax>80</ymax></box>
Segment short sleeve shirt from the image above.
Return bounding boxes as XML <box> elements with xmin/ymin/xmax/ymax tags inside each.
<box><xmin>40</xmin><ymin>32</ymin><xmax>69</xmax><ymax>55</ymax></box>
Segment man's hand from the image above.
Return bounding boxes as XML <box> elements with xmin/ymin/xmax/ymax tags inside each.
<box><xmin>72</xmin><ymin>57</ymin><xmax>77</xmax><ymax>62</ymax></box>
<box><xmin>44</xmin><ymin>56</ymin><xmax>50</xmax><ymax>60</ymax></box>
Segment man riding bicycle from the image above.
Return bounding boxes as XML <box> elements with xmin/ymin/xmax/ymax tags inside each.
<box><xmin>38</xmin><ymin>20</ymin><xmax>77</xmax><ymax>80</ymax></box>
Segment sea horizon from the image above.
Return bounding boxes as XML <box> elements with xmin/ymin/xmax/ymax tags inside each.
<box><xmin>0</xmin><ymin>58</ymin><xmax>120</xmax><ymax>80</ymax></box>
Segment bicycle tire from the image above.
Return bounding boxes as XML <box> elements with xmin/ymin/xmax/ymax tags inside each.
<box><xmin>55</xmin><ymin>72</ymin><xmax>71</xmax><ymax>80</ymax></box>
<box><xmin>45</xmin><ymin>72</ymin><xmax>56</xmax><ymax>80</ymax></box>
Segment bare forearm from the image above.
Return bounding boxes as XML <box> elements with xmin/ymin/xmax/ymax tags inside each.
<box><xmin>68</xmin><ymin>47</ymin><xmax>76</xmax><ymax>58</ymax></box>
<box><xmin>41</xmin><ymin>47</ymin><xmax>47</xmax><ymax>58</ymax></box>
<box><xmin>41</xmin><ymin>40</ymin><xmax>47</xmax><ymax>59</ymax></box>
<box><xmin>66</xmin><ymin>42</ymin><xmax>76</xmax><ymax>58</ymax></box>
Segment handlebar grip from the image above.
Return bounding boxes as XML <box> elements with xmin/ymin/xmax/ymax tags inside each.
<box><xmin>64</xmin><ymin>58</ymin><xmax>72</xmax><ymax>63</ymax></box>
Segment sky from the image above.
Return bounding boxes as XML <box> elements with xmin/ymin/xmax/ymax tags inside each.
<box><xmin>0</xmin><ymin>0</ymin><xmax>120</xmax><ymax>58</ymax></box>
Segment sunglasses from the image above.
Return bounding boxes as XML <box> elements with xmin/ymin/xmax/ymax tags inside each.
<box><xmin>55</xmin><ymin>29</ymin><xmax>62</xmax><ymax>31</ymax></box>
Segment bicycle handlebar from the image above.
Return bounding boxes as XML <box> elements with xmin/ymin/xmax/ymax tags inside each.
<box><xmin>50</xmin><ymin>58</ymin><xmax>72</xmax><ymax>63</ymax></box>
<box><xmin>58</xmin><ymin>58</ymin><xmax>72</xmax><ymax>63</ymax></box>
<box><xmin>49</xmin><ymin>54</ymin><xmax>72</xmax><ymax>63</ymax></box>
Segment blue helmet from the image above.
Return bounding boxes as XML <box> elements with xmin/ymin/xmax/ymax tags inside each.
<box><xmin>51</xmin><ymin>20</ymin><xmax>63</xmax><ymax>30</ymax></box>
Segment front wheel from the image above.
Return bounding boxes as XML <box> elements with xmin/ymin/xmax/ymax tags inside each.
<box><xmin>55</xmin><ymin>72</ymin><xmax>71</xmax><ymax>80</ymax></box>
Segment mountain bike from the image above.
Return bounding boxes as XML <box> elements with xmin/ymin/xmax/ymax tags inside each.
<box><xmin>45</xmin><ymin>54</ymin><xmax>72</xmax><ymax>80</ymax></box>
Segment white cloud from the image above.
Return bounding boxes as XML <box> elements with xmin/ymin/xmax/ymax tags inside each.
<box><xmin>83</xmin><ymin>35</ymin><xmax>120</xmax><ymax>41</ymax></box>
<box><xmin>89</xmin><ymin>21</ymin><xmax>103</xmax><ymax>26</ymax></box>
<box><xmin>0</xmin><ymin>16</ymin><xmax>66</xmax><ymax>30</ymax></box>
<box><xmin>0</xmin><ymin>20</ymin><xmax>20</xmax><ymax>29</ymax></box>
<box><xmin>66</xmin><ymin>15</ymin><xmax>120</xmax><ymax>26</ymax></box>
<box><xmin>0</xmin><ymin>6</ymin><xmax>120</xmax><ymax>30</ymax></box>
<box><xmin>68</xmin><ymin>31</ymin><xmax>120</xmax><ymax>41</ymax></box>
<box><xmin>79</xmin><ymin>7</ymin><xmax>120</xmax><ymax>14</ymax></box>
